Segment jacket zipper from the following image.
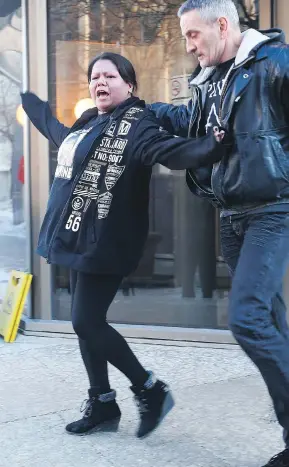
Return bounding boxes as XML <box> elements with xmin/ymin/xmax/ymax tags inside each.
<box><xmin>46</xmin><ymin>116</ymin><xmax>114</xmax><ymax>263</ymax></box>
<box><xmin>218</xmin><ymin>63</ymin><xmax>235</xmax><ymax>126</ymax></box>
<box><xmin>188</xmin><ymin>85</ymin><xmax>201</xmax><ymax>137</ymax></box>
<box><xmin>191</xmin><ymin>86</ymin><xmax>202</xmax><ymax>138</ymax></box>
<box><xmin>211</xmin><ymin>63</ymin><xmax>235</xmax><ymax>207</ymax></box>
<box><xmin>212</xmin><ymin>56</ymin><xmax>255</xmax><ymax>205</ymax></box>
<box><xmin>218</xmin><ymin>55</ymin><xmax>253</xmax><ymax>125</ymax></box>
<box><xmin>187</xmin><ymin>86</ymin><xmax>214</xmax><ymax>196</ymax></box>
<box><xmin>188</xmin><ymin>80</ymin><xmax>224</xmax><ymax>202</ymax></box>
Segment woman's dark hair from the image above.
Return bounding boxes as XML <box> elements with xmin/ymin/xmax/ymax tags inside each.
<box><xmin>87</xmin><ymin>52</ymin><xmax>138</xmax><ymax>92</ymax></box>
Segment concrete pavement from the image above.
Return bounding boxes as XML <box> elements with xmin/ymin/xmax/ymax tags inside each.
<box><xmin>0</xmin><ymin>334</ymin><xmax>284</xmax><ymax>467</ymax></box>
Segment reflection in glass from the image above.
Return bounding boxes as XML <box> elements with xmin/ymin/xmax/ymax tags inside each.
<box><xmin>0</xmin><ymin>3</ymin><xmax>27</xmax><ymax>307</ymax></box>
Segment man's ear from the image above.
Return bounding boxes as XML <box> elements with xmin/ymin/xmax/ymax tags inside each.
<box><xmin>218</xmin><ymin>17</ymin><xmax>228</xmax><ymax>37</ymax></box>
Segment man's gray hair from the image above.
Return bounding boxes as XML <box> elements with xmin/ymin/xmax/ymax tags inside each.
<box><xmin>178</xmin><ymin>0</ymin><xmax>240</xmax><ymax>26</ymax></box>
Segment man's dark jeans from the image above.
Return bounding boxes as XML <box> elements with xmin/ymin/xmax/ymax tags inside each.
<box><xmin>220</xmin><ymin>212</ymin><xmax>289</xmax><ymax>444</ymax></box>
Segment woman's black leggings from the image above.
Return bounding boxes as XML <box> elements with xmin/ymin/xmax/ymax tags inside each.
<box><xmin>70</xmin><ymin>270</ymin><xmax>149</xmax><ymax>393</ymax></box>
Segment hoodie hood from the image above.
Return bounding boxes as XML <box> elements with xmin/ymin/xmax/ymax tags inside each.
<box><xmin>190</xmin><ymin>28</ymin><xmax>284</xmax><ymax>86</ymax></box>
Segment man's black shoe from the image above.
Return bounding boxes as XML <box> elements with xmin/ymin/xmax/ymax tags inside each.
<box><xmin>262</xmin><ymin>448</ymin><xmax>289</xmax><ymax>466</ymax></box>
<box><xmin>65</xmin><ymin>389</ymin><xmax>121</xmax><ymax>436</ymax></box>
<box><xmin>131</xmin><ymin>379</ymin><xmax>175</xmax><ymax>439</ymax></box>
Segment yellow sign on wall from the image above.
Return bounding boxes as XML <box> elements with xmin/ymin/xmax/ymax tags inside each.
<box><xmin>0</xmin><ymin>271</ymin><xmax>32</xmax><ymax>343</ymax></box>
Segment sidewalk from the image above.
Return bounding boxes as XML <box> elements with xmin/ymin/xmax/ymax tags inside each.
<box><xmin>0</xmin><ymin>334</ymin><xmax>283</xmax><ymax>467</ymax></box>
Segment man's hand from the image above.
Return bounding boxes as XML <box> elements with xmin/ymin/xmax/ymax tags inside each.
<box><xmin>213</xmin><ymin>127</ymin><xmax>225</xmax><ymax>142</ymax></box>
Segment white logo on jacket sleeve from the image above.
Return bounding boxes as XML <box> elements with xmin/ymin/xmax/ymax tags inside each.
<box><xmin>124</xmin><ymin>107</ymin><xmax>144</xmax><ymax>120</ymax></box>
<box><xmin>105</xmin><ymin>165</ymin><xmax>125</xmax><ymax>190</ymax></box>
<box><xmin>81</xmin><ymin>161</ymin><xmax>102</xmax><ymax>183</ymax></box>
<box><xmin>72</xmin><ymin>196</ymin><xmax>84</xmax><ymax>211</ymax></box>
<box><xmin>117</xmin><ymin>120</ymin><xmax>131</xmax><ymax>136</ymax></box>
<box><xmin>99</xmin><ymin>137</ymin><xmax>127</xmax><ymax>154</ymax></box>
<box><xmin>98</xmin><ymin>192</ymin><xmax>113</xmax><ymax>219</ymax></box>
<box><xmin>65</xmin><ymin>213</ymin><xmax>82</xmax><ymax>232</ymax></box>
<box><xmin>106</xmin><ymin>120</ymin><xmax>116</xmax><ymax>137</ymax></box>
<box><xmin>73</xmin><ymin>184</ymin><xmax>99</xmax><ymax>200</ymax></box>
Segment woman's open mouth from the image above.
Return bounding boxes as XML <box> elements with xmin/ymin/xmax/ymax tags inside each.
<box><xmin>97</xmin><ymin>90</ymin><xmax>109</xmax><ymax>98</ymax></box>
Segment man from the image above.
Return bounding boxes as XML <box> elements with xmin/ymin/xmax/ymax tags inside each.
<box><xmin>150</xmin><ymin>1</ymin><xmax>289</xmax><ymax>465</ymax></box>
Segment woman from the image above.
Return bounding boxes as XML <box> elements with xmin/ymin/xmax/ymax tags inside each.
<box><xmin>21</xmin><ymin>52</ymin><xmax>226</xmax><ymax>439</ymax></box>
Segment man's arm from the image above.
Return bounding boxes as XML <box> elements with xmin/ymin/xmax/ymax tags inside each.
<box><xmin>148</xmin><ymin>100</ymin><xmax>193</xmax><ymax>137</ymax></box>
<box><xmin>21</xmin><ymin>92</ymin><xmax>70</xmax><ymax>148</ymax></box>
<box><xmin>134</xmin><ymin>113</ymin><xmax>226</xmax><ymax>170</ymax></box>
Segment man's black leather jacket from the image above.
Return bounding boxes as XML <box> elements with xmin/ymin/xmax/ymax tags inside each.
<box><xmin>151</xmin><ymin>28</ymin><xmax>289</xmax><ymax>210</ymax></box>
